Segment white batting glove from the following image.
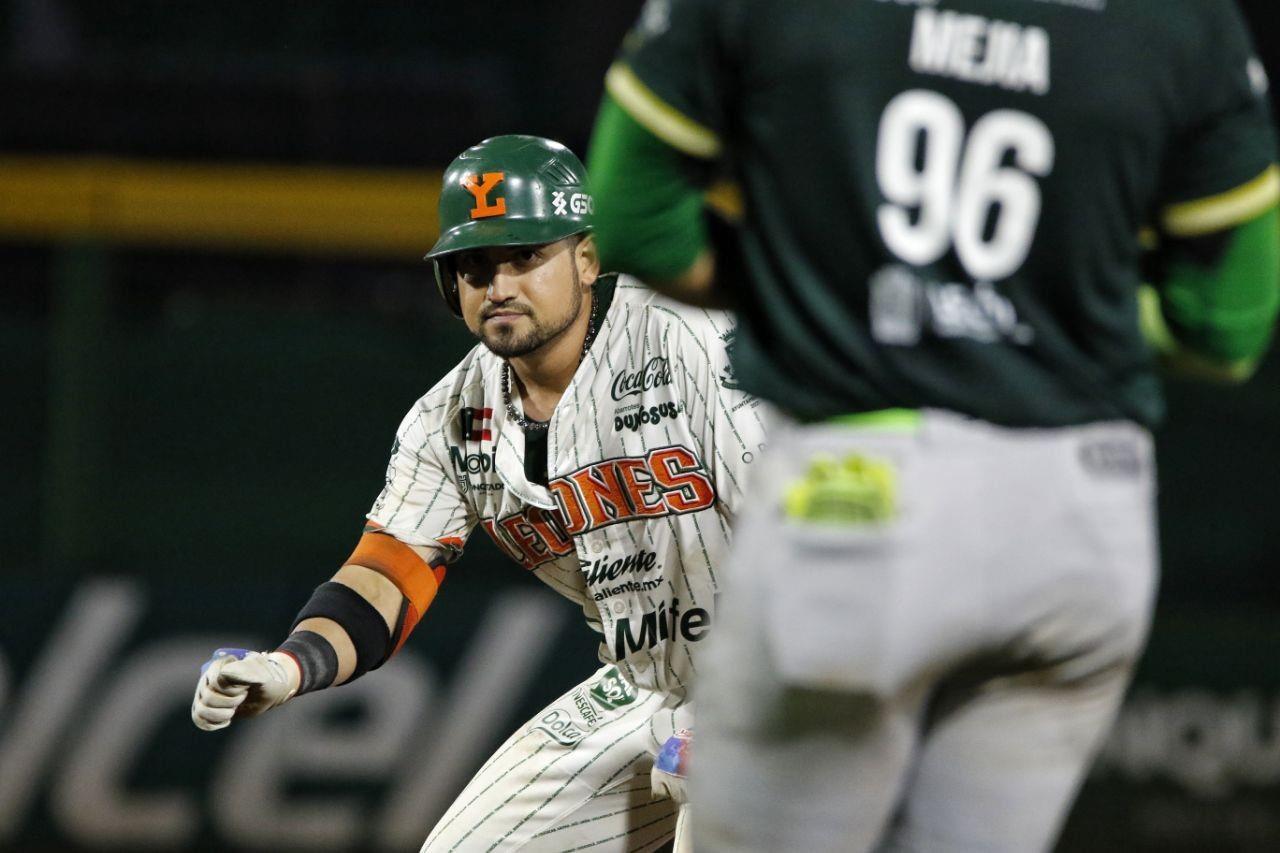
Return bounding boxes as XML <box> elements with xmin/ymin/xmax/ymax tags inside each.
<box><xmin>191</xmin><ymin>648</ymin><xmax>299</xmax><ymax>731</ymax></box>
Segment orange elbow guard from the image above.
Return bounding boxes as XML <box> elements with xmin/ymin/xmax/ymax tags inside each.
<box><xmin>345</xmin><ymin>531</ymin><xmax>448</xmax><ymax>654</ymax></box>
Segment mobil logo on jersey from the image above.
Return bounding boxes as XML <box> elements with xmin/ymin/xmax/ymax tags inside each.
<box><xmin>450</xmin><ymin>407</ymin><xmax>498</xmax><ymax>489</ymax></box>
<box><xmin>481</xmin><ymin>445</ymin><xmax>716</xmax><ymax>570</ymax></box>
<box><xmin>449</xmin><ymin>445</ymin><xmax>496</xmax><ymax>475</ymax></box>
<box><xmin>610</xmin><ymin>356</ymin><xmax>673</xmax><ymax>401</ymax></box>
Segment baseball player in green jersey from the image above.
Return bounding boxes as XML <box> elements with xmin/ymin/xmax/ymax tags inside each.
<box><xmin>190</xmin><ymin>134</ymin><xmax>764</xmax><ymax>851</ymax></box>
<box><xmin>587</xmin><ymin>0</ymin><xmax>1280</xmax><ymax>850</ymax></box>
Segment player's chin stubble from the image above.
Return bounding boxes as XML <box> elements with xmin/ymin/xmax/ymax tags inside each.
<box><xmin>477</xmin><ymin>268</ymin><xmax>584</xmax><ymax>359</ymax></box>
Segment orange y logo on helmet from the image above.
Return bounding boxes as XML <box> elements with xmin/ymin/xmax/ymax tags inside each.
<box><xmin>462</xmin><ymin>172</ymin><xmax>507</xmax><ymax>219</ymax></box>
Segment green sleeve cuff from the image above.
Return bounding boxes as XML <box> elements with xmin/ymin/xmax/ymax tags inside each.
<box><xmin>1139</xmin><ymin>285</ymin><xmax>1259</xmax><ymax>381</ymax></box>
<box><xmin>1156</xmin><ymin>205</ymin><xmax>1280</xmax><ymax>365</ymax></box>
<box><xmin>587</xmin><ymin>93</ymin><xmax>709</xmax><ymax>282</ymax></box>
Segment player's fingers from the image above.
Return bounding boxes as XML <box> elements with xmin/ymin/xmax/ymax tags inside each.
<box><xmin>215</xmin><ymin>659</ymin><xmax>262</xmax><ymax>690</ymax></box>
<box><xmin>192</xmin><ymin>701</ymin><xmax>236</xmax><ymax>731</ymax></box>
<box><xmin>202</xmin><ymin>665</ymin><xmax>249</xmax><ymax>698</ymax></box>
<box><xmin>197</xmin><ymin>684</ymin><xmax>247</xmax><ymax>709</ymax></box>
<box><xmin>199</xmin><ymin>656</ymin><xmax>244</xmax><ymax>693</ymax></box>
<box><xmin>192</xmin><ymin>715</ymin><xmax>228</xmax><ymax>732</ymax></box>
<box><xmin>193</xmin><ymin>703</ymin><xmax>235</xmax><ymax>725</ymax></box>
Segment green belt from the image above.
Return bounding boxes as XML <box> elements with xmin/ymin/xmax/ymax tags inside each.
<box><xmin>823</xmin><ymin>408</ymin><xmax>922</xmax><ymax>431</ymax></box>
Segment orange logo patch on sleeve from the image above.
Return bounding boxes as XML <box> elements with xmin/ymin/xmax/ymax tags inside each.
<box><xmin>462</xmin><ymin>172</ymin><xmax>507</xmax><ymax>219</ymax></box>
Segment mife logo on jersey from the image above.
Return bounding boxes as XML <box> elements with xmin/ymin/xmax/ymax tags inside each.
<box><xmin>611</xmin><ymin>357</ymin><xmax>673</xmax><ymax>401</ymax></box>
<box><xmin>480</xmin><ymin>445</ymin><xmax>716</xmax><ymax>570</ymax></box>
<box><xmin>613</xmin><ymin>596</ymin><xmax>711</xmax><ymax>660</ymax></box>
<box><xmin>461</xmin><ymin>172</ymin><xmax>506</xmax><ymax>219</ymax></box>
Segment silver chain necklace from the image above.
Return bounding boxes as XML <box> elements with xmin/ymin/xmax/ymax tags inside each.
<box><xmin>502</xmin><ymin>290</ymin><xmax>598</xmax><ymax>432</ymax></box>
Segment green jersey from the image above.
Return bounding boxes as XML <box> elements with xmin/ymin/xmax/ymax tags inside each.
<box><xmin>608</xmin><ymin>0</ymin><xmax>1279</xmax><ymax>426</ymax></box>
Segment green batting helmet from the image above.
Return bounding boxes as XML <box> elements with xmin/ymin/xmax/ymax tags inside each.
<box><xmin>426</xmin><ymin>134</ymin><xmax>594</xmax><ymax>317</ymax></box>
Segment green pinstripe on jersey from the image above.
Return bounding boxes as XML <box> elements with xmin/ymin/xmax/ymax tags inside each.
<box><xmin>561</xmin><ymin>810</ymin><xmax>679</xmax><ymax>853</ymax></box>
<box><xmin>435</xmin><ymin>740</ymin><xmax>555</xmax><ymax>846</ymax></box>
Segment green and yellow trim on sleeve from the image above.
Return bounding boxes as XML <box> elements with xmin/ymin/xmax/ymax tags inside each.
<box><xmin>1161</xmin><ymin>165</ymin><xmax>1280</xmax><ymax>238</ymax></box>
<box><xmin>604</xmin><ymin>62</ymin><xmax>722</xmax><ymax>160</ymax></box>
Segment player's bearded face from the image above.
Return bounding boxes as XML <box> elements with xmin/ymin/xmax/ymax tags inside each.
<box><xmin>455</xmin><ymin>239</ymin><xmax>591</xmax><ymax>359</ymax></box>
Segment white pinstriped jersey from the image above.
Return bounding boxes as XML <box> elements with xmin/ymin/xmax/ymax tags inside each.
<box><xmin>370</xmin><ymin>276</ymin><xmax>766</xmax><ymax>699</ymax></box>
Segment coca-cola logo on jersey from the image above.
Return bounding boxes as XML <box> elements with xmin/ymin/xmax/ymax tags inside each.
<box><xmin>610</xmin><ymin>357</ymin><xmax>673</xmax><ymax>401</ymax></box>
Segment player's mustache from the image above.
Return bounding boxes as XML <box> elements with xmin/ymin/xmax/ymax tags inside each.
<box><xmin>482</xmin><ymin>303</ymin><xmax>533</xmax><ymax>319</ymax></box>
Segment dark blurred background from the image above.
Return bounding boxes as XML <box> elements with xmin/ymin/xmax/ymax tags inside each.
<box><xmin>1</xmin><ymin>2</ymin><xmax>1278</xmax><ymax>850</ymax></box>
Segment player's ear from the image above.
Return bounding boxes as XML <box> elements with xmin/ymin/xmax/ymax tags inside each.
<box><xmin>575</xmin><ymin>233</ymin><xmax>600</xmax><ymax>286</ymax></box>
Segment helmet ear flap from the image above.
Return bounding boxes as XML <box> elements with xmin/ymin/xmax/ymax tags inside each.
<box><xmin>433</xmin><ymin>257</ymin><xmax>463</xmax><ymax>318</ymax></box>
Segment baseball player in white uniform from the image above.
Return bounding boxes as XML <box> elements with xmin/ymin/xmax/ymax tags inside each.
<box><xmin>191</xmin><ymin>134</ymin><xmax>764</xmax><ymax>852</ymax></box>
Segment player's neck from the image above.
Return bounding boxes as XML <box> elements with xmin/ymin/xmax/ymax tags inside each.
<box><xmin>507</xmin><ymin>307</ymin><xmax>591</xmax><ymax>421</ymax></box>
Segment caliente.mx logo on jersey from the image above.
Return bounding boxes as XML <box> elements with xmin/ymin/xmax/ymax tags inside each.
<box><xmin>583</xmin><ymin>548</ymin><xmax>659</xmax><ymax>587</ymax></box>
<box><xmin>583</xmin><ymin>548</ymin><xmax>663</xmax><ymax>601</ymax></box>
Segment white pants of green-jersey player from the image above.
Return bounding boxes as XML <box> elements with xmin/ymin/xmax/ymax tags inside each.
<box><xmin>421</xmin><ymin>663</ymin><xmax>690</xmax><ymax>852</ymax></box>
<box><xmin>691</xmin><ymin>408</ymin><xmax>1157</xmax><ymax>853</ymax></box>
